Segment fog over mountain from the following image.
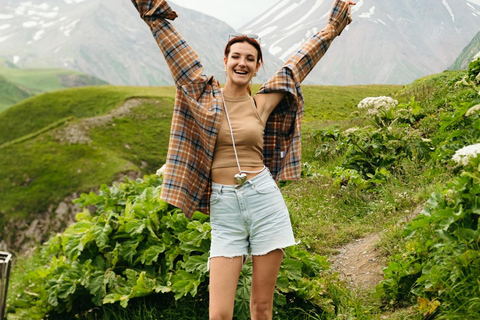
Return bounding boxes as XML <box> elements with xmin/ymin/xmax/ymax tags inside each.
<box><xmin>0</xmin><ymin>0</ymin><xmax>282</xmax><ymax>85</ymax></box>
<box><xmin>240</xmin><ymin>0</ymin><xmax>480</xmax><ymax>84</ymax></box>
<box><xmin>1</xmin><ymin>0</ymin><xmax>480</xmax><ymax>85</ymax></box>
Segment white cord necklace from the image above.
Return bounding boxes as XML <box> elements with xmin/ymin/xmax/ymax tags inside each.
<box><xmin>221</xmin><ymin>89</ymin><xmax>265</xmax><ymax>185</ymax></box>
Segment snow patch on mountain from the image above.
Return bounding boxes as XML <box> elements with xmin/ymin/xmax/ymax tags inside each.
<box><xmin>467</xmin><ymin>0</ymin><xmax>480</xmax><ymax>5</ymax></box>
<box><xmin>242</xmin><ymin>0</ymin><xmax>290</xmax><ymax>29</ymax></box>
<box><xmin>441</xmin><ymin>0</ymin><xmax>455</xmax><ymax>22</ymax></box>
<box><xmin>350</xmin><ymin>0</ymin><xmax>364</xmax><ymax>13</ymax></box>
<box><xmin>41</xmin><ymin>21</ymin><xmax>56</xmax><ymax>28</ymax></box>
<box><xmin>257</xmin><ymin>25</ymin><xmax>278</xmax><ymax>40</ymax></box>
<box><xmin>0</xmin><ymin>14</ymin><xmax>14</xmax><ymax>19</ymax></box>
<box><xmin>467</xmin><ymin>2</ymin><xmax>480</xmax><ymax>15</ymax></box>
<box><xmin>285</xmin><ymin>0</ymin><xmax>327</xmax><ymax>31</ymax></box>
<box><xmin>22</xmin><ymin>21</ymin><xmax>38</xmax><ymax>28</ymax></box>
<box><xmin>33</xmin><ymin>29</ymin><xmax>44</xmax><ymax>41</ymax></box>
<box><xmin>0</xmin><ymin>25</ymin><xmax>11</xmax><ymax>31</ymax></box>
<box><xmin>29</xmin><ymin>11</ymin><xmax>59</xmax><ymax>19</ymax></box>
<box><xmin>64</xmin><ymin>0</ymin><xmax>86</xmax><ymax>4</ymax></box>
<box><xmin>358</xmin><ymin>6</ymin><xmax>375</xmax><ymax>19</ymax></box>
<box><xmin>61</xmin><ymin>19</ymin><xmax>79</xmax><ymax>37</ymax></box>
<box><xmin>269</xmin><ymin>0</ymin><xmax>306</xmax><ymax>25</ymax></box>
<box><xmin>0</xmin><ymin>35</ymin><xmax>12</xmax><ymax>43</ymax></box>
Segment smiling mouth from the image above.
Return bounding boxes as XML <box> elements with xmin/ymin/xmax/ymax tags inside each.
<box><xmin>234</xmin><ymin>70</ymin><xmax>248</xmax><ymax>75</ymax></box>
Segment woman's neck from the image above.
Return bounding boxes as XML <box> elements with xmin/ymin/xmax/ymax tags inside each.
<box><xmin>222</xmin><ymin>83</ymin><xmax>249</xmax><ymax>98</ymax></box>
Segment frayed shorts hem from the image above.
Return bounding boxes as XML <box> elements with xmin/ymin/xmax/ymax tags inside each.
<box><xmin>207</xmin><ymin>241</ymin><xmax>300</xmax><ymax>271</ymax></box>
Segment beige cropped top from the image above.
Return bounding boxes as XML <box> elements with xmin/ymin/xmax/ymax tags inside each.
<box><xmin>211</xmin><ymin>94</ymin><xmax>266</xmax><ymax>169</ymax></box>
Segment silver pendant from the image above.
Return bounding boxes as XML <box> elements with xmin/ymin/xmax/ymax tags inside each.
<box><xmin>234</xmin><ymin>173</ymin><xmax>247</xmax><ymax>185</ymax></box>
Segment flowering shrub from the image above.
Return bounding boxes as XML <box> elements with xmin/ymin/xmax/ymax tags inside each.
<box><xmin>465</xmin><ymin>104</ymin><xmax>480</xmax><ymax>117</ymax></box>
<box><xmin>468</xmin><ymin>50</ymin><xmax>480</xmax><ymax>84</ymax></box>
<box><xmin>452</xmin><ymin>143</ymin><xmax>480</xmax><ymax>166</ymax></box>
<box><xmin>357</xmin><ymin>96</ymin><xmax>398</xmax><ymax>116</ymax></box>
<box><xmin>430</xmin><ymin>100</ymin><xmax>480</xmax><ymax>164</ymax></box>
<box><xmin>378</xmin><ymin>156</ymin><xmax>480</xmax><ymax>319</ymax></box>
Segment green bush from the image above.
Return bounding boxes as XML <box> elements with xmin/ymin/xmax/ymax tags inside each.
<box><xmin>468</xmin><ymin>55</ymin><xmax>480</xmax><ymax>84</ymax></box>
<box><xmin>8</xmin><ymin>174</ymin><xmax>349</xmax><ymax>320</ymax></box>
<box><xmin>378</xmin><ymin>155</ymin><xmax>480</xmax><ymax>319</ymax></box>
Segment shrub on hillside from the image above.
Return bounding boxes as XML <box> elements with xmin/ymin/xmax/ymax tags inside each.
<box><xmin>468</xmin><ymin>51</ymin><xmax>480</xmax><ymax>84</ymax></box>
<box><xmin>378</xmin><ymin>149</ymin><xmax>480</xmax><ymax>319</ymax></box>
<box><xmin>7</xmin><ymin>174</ymin><xmax>345</xmax><ymax>320</ymax></box>
<box><xmin>341</xmin><ymin>97</ymin><xmax>431</xmax><ymax>179</ymax></box>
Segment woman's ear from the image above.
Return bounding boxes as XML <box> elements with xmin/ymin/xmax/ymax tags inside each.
<box><xmin>224</xmin><ymin>56</ymin><xmax>228</xmax><ymax>69</ymax></box>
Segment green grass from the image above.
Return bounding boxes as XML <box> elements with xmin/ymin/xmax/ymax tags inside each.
<box><xmin>301</xmin><ymin>84</ymin><xmax>404</xmax><ymax>125</ymax></box>
<box><xmin>0</xmin><ymin>75</ymin><xmax>31</xmax><ymax>112</ymax></box>
<box><xmin>0</xmin><ymin>68</ymin><xmax>105</xmax><ymax>94</ymax></box>
<box><xmin>0</xmin><ymin>66</ymin><xmax>112</xmax><ymax>113</ymax></box>
<box><xmin>0</xmin><ymin>85</ymin><xmax>175</xmax><ymax>145</ymax></box>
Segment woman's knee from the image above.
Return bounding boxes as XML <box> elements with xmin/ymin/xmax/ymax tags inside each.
<box><xmin>250</xmin><ymin>299</ymin><xmax>273</xmax><ymax>319</ymax></box>
<box><xmin>209</xmin><ymin>309</ymin><xmax>234</xmax><ymax>320</ymax></box>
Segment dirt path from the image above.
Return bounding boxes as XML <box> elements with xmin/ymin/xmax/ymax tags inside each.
<box><xmin>53</xmin><ymin>98</ymin><xmax>144</xmax><ymax>144</ymax></box>
<box><xmin>329</xmin><ymin>233</ymin><xmax>385</xmax><ymax>290</ymax></box>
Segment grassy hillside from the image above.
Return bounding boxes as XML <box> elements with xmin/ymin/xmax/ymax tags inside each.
<box><xmin>450</xmin><ymin>31</ymin><xmax>480</xmax><ymax>70</ymax></box>
<box><xmin>0</xmin><ymin>86</ymin><xmax>177</xmax><ymax>248</ymax></box>
<box><xmin>0</xmin><ymin>63</ymin><xmax>109</xmax><ymax>112</ymax></box>
<box><xmin>0</xmin><ymin>67</ymin><xmax>108</xmax><ymax>94</ymax></box>
<box><xmin>0</xmin><ymin>75</ymin><xmax>31</xmax><ymax>112</ymax></box>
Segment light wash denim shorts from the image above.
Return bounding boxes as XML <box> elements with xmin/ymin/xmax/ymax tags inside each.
<box><xmin>209</xmin><ymin>168</ymin><xmax>297</xmax><ymax>260</ymax></box>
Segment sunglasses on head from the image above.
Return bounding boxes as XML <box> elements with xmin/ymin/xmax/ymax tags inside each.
<box><xmin>228</xmin><ymin>33</ymin><xmax>261</xmax><ymax>43</ymax></box>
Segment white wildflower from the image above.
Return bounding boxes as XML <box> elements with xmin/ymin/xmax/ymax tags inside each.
<box><xmin>465</xmin><ymin>104</ymin><xmax>480</xmax><ymax>117</ymax></box>
<box><xmin>358</xmin><ymin>96</ymin><xmax>398</xmax><ymax>115</ymax></box>
<box><xmin>452</xmin><ymin>143</ymin><xmax>480</xmax><ymax>166</ymax></box>
<box><xmin>156</xmin><ymin>164</ymin><xmax>166</xmax><ymax>176</ymax></box>
<box><xmin>344</xmin><ymin>127</ymin><xmax>359</xmax><ymax>135</ymax></box>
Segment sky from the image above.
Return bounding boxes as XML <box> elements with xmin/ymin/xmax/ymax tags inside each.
<box><xmin>170</xmin><ymin>0</ymin><xmax>280</xmax><ymax>30</ymax></box>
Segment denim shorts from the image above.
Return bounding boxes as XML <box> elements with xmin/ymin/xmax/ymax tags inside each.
<box><xmin>209</xmin><ymin>169</ymin><xmax>297</xmax><ymax>260</ymax></box>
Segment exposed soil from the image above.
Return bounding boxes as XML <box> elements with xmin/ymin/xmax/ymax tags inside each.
<box><xmin>53</xmin><ymin>98</ymin><xmax>144</xmax><ymax>144</ymax></box>
<box><xmin>329</xmin><ymin>233</ymin><xmax>385</xmax><ymax>290</ymax></box>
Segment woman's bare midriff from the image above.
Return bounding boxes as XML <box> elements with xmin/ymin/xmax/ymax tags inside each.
<box><xmin>211</xmin><ymin>166</ymin><xmax>265</xmax><ymax>185</ymax></box>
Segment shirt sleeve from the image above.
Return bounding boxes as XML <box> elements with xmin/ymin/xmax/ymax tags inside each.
<box><xmin>259</xmin><ymin>0</ymin><xmax>352</xmax><ymax>90</ymax></box>
<box><xmin>131</xmin><ymin>0</ymin><xmax>206</xmax><ymax>88</ymax></box>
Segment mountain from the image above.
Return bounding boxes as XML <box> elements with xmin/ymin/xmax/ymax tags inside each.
<box><xmin>2</xmin><ymin>0</ymin><xmax>479</xmax><ymax>86</ymax></box>
<box><xmin>0</xmin><ymin>0</ymin><xmax>282</xmax><ymax>86</ymax></box>
<box><xmin>240</xmin><ymin>0</ymin><xmax>480</xmax><ymax>85</ymax></box>
<box><xmin>449</xmin><ymin>31</ymin><xmax>480</xmax><ymax>70</ymax></box>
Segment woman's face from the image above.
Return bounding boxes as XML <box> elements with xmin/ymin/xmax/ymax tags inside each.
<box><xmin>224</xmin><ymin>41</ymin><xmax>260</xmax><ymax>88</ymax></box>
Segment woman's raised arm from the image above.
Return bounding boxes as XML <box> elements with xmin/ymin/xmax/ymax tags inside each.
<box><xmin>255</xmin><ymin>0</ymin><xmax>353</xmax><ymax>116</ymax></box>
<box><xmin>131</xmin><ymin>0</ymin><xmax>206</xmax><ymax>88</ymax></box>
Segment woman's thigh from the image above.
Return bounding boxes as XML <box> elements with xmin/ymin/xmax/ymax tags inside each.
<box><xmin>209</xmin><ymin>256</ymin><xmax>243</xmax><ymax>319</ymax></box>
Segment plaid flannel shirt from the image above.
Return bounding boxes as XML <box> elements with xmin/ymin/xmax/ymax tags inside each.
<box><xmin>132</xmin><ymin>0</ymin><xmax>352</xmax><ymax>218</ymax></box>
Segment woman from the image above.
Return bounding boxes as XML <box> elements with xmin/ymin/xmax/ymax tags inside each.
<box><xmin>131</xmin><ymin>0</ymin><xmax>354</xmax><ymax>319</ymax></box>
